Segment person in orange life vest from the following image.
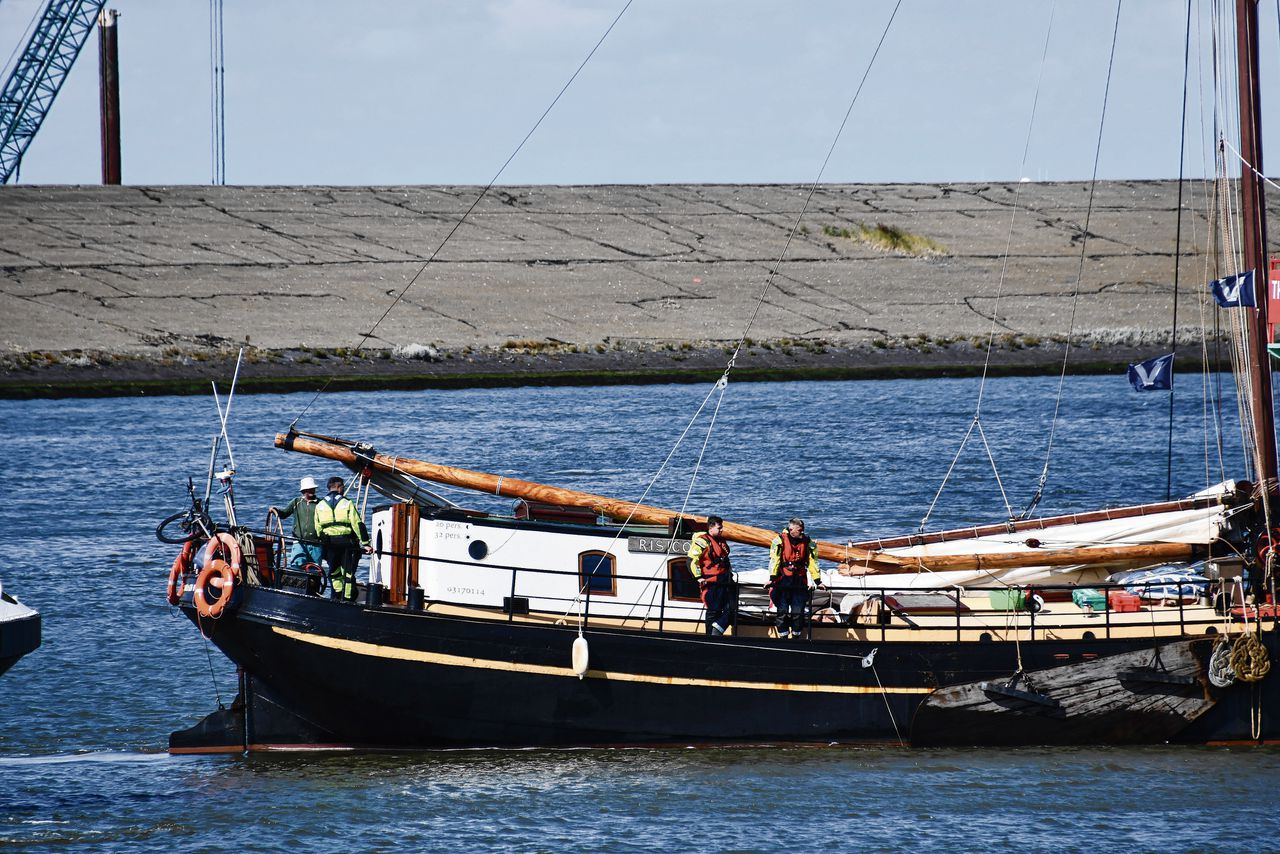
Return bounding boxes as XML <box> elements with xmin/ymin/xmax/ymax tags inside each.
<box><xmin>687</xmin><ymin>515</ymin><xmax>736</xmax><ymax>635</ymax></box>
<box><xmin>766</xmin><ymin>517</ymin><xmax>824</xmax><ymax>639</ymax></box>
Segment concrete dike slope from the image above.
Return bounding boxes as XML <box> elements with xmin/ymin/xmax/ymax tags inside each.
<box><xmin>0</xmin><ymin>181</ymin><xmax>1249</xmax><ymax>397</ymax></box>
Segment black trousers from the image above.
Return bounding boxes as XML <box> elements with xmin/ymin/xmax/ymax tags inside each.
<box><xmin>320</xmin><ymin>533</ymin><xmax>361</xmax><ymax>599</ymax></box>
<box><xmin>770</xmin><ymin>582</ymin><xmax>809</xmax><ymax>636</ymax></box>
<box><xmin>703</xmin><ymin>581</ymin><xmax>737</xmax><ymax>634</ymax></box>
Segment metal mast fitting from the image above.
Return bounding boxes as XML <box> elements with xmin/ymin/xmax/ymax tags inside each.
<box><xmin>0</xmin><ymin>0</ymin><xmax>108</xmax><ymax>184</ymax></box>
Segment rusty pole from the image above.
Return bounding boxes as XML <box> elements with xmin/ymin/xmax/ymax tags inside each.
<box><xmin>97</xmin><ymin>9</ymin><xmax>120</xmax><ymax>185</ymax></box>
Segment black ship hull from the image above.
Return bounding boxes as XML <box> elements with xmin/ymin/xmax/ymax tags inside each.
<box><xmin>170</xmin><ymin>586</ymin><xmax>1279</xmax><ymax>752</ymax></box>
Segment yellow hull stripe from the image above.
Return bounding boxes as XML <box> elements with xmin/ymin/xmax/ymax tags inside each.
<box><xmin>272</xmin><ymin>626</ymin><xmax>933</xmax><ymax>695</ymax></box>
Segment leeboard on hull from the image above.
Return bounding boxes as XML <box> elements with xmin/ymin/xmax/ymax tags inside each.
<box><xmin>169</xmin><ymin>586</ymin><xmax>1276</xmax><ymax>750</ymax></box>
<box><xmin>911</xmin><ymin>639</ymin><xmax>1216</xmax><ymax>746</ymax></box>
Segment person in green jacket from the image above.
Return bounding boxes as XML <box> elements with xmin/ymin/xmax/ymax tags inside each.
<box><xmin>271</xmin><ymin>476</ymin><xmax>323</xmax><ymax>568</ymax></box>
<box><xmin>314</xmin><ymin>475</ymin><xmax>372</xmax><ymax>602</ymax></box>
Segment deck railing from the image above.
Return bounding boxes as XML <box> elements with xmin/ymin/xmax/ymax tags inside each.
<box><xmin>245</xmin><ymin>530</ymin><xmax>1279</xmax><ymax>641</ymax></box>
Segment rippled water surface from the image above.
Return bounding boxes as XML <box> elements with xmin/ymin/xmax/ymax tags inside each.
<box><xmin>2</xmin><ymin>376</ymin><xmax>1278</xmax><ymax>852</ymax></box>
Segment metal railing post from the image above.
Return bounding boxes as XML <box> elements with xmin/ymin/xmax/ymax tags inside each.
<box><xmin>955</xmin><ymin>592</ymin><xmax>962</xmax><ymax>642</ymax></box>
<box><xmin>1178</xmin><ymin>581</ymin><xmax>1185</xmax><ymax>635</ymax></box>
<box><xmin>508</xmin><ymin>567</ymin><xmax>517</xmax><ymax>622</ymax></box>
<box><xmin>732</xmin><ymin>582</ymin><xmax>740</xmax><ymax>636</ymax></box>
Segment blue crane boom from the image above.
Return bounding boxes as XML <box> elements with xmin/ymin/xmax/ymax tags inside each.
<box><xmin>0</xmin><ymin>0</ymin><xmax>107</xmax><ymax>184</ymax></box>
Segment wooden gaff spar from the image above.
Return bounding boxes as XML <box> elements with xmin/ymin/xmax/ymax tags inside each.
<box><xmin>277</xmin><ymin>431</ymin><xmax>1200</xmax><ymax>575</ymax></box>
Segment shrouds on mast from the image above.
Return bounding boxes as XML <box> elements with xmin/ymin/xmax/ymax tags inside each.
<box><xmin>287</xmin><ymin>0</ymin><xmax>637</xmax><ymax>429</ymax></box>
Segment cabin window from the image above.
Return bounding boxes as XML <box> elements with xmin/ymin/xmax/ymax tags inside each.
<box><xmin>666</xmin><ymin>558</ymin><xmax>701</xmax><ymax>602</ymax></box>
<box><xmin>578</xmin><ymin>550</ymin><xmax>616</xmax><ymax>596</ymax></box>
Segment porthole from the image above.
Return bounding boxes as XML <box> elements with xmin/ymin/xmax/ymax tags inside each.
<box><xmin>979</xmin><ymin>632</ymin><xmax>992</xmax><ymax>643</ymax></box>
<box><xmin>1206</xmin><ymin>625</ymin><xmax>1217</xmax><ymax>636</ymax></box>
<box><xmin>468</xmin><ymin>540</ymin><xmax>489</xmax><ymax>561</ymax></box>
<box><xmin>1082</xmin><ymin>631</ymin><xmax>1096</xmax><ymax>641</ymax></box>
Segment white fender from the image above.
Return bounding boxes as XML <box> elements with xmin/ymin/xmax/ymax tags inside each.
<box><xmin>571</xmin><ymin>635</ymin><xmax>589</xmax><ymax>679</ymax></box>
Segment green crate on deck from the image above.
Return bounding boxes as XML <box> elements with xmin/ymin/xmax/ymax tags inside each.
<box><xmin>1072</xmin><ymin>588</ymin><xmax>1106</xmax><ymax>611</ymax></box>
<box><xmin>988</xmin><ymin>589</ymin><xmax>1026</xmax><ymax>611</ymax></box>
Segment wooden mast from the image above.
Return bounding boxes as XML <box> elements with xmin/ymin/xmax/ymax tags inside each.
<box><xmin>1236</xmin><ymin>0</ymin><xmax>1279</xmax><ymax>489</ymax></box>
<box><xmin>276</xmin><ymin>432</ymin><xmax>1198</xmax><ymax>574</ymax></box>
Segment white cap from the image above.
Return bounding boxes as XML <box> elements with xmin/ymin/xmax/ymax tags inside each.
<box><xmin>299</xmin><ymin>476</ymin><xmax>319</xmax><ymax>491</ymax></box>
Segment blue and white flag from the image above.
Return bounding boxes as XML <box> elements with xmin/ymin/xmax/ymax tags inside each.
<box><xmin>1209</xmin><ymin>270</ymin><xmax>1256</xmax><ymax>308</ymax></box>
<box><xmin>1127</xmin><ymin>353</ymin><xmax>1174</xmax><ymax>391</ymax></box>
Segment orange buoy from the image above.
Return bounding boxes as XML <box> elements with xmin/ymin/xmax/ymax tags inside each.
<box><xmin>194</xmin><ymin>559</ymin><xmax>236</xmax><ymax>618</ymax></box>
<box><xmin>204</xmin><ymin>532</ymin><xmax>243</xmax><ymax>580</ymax></box>
<box><xmin>166</xmin><ymin>540</ymin><xmax>196</xmax><ymax>605</ymax></box>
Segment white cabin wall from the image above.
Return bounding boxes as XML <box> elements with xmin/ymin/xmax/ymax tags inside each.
<box><xmin>413</xmin><ymin>517</ymin><xmax>706</xmax><ymax>620</ymax></box>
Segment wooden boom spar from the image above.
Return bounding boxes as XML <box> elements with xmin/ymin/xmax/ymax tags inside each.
<box><xmin>276</xmin><ymin>432</ymin><xmax>1201</xmax><ymax>575</ymax></box>
<box><xmin>277</xmin><ymin>431</ymin><xmax>904</xmax><ymax>569</ymax></box>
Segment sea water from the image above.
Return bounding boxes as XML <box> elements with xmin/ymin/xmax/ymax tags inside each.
<box><xmin>1</xmin><ymin>375</ymin><xmax>1277</xmax><ymax>852</ymax></box>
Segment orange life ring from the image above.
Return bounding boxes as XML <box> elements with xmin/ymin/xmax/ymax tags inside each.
<box><xmin>203</xmin><ymin>532</ymin><xmax>243</xmax><ymax>581</ymax></box>
<box><xmin>194</xmin><ymin>559</ymin><xmax>236</xmax><ymax>618</ymax></box>
<box><xmin>166</xmin><ymin>540</ymin><xmax>196</xmax><ymax>605</ymax></box>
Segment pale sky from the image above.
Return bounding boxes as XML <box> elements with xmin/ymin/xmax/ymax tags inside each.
<box><xmin>2</xmin><ymin>0</ymin><xmax>1276</xmax><ymax>186</ymax></box>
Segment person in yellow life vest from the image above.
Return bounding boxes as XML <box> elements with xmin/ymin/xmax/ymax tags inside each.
<box><xmin>767</xmin><ymin>517</ymin><xmax>824</xmax><ymax>639</ymax></box>
<box><xmin>687</xmin><ymin>515</ymin><xmax>735</xmax><ymax>635</ymax></box>
<box><xmin>314</xmin><ymin>475</ymin><xmax>371</xmax><ymax>602</ymax></box>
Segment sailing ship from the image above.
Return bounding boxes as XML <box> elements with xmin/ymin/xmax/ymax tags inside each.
<box><xmin>164</xmin><ymin>3</ymin><xmax>1278</xmax><ymax>751</ymax></box>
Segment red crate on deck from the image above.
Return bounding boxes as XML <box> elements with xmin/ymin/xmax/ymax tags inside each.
<box><xmin>1108</xmin><ymin>591</ymin><xmax>1142</xmax><ymax>612</ymax></box>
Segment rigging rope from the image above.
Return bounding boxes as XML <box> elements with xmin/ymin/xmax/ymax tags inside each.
<box><xmin>0</xmin><ymin>1</ymin><xmax>43</xmax><ymax>83</ymax></box>
<box><xmin>1209</xmin><ymin>0</ymin><xmax>1275</xmax><ymax>532</ymax></box>
<box><xmin>865</xmin><ymin>655</ymin><xmax>905</xmax><ymax>747</ymax></box>
<box><xmin>209</xmin><ymin>0</ymin><xmax>226</xmax><ymax>185</ymax></box>
<box><xmin>559</xmin><ymin>373</ymin><xmax>730</xmax><ymax>623</ymax></box>
<box><xmin>566</xmin><ymin>3</ymin><xmax>907</xmax><ymax>624</ymax></box>
<box><xmin>288</xmin><ymin>0</ymin><xmax>636</xmax><ymax>429</ymax></box>
<box><xmin>720</xmin><ymin>0</ymin><xmax>904</xmax><ymax>375</ymax></box>
<box><xmin>1191</xmin><ymin>3</ymin><xmax>1229</xmax><ymax>493</ymax></box>
<box><xmin>618</xmin><ymin>374</ymin><xmax>730</xmax><ymax>624</ymax></box>
<box><xmin>1022</xmin><ymin>0</ymin><xmax>1125</xmax><ymax>519</ymax></box>
<box><xmin>194</xmin><ymin>605</ymin><xmax>226</xmax><ymax>710</ymax></box>
<box><xmin>1166</xmin><ymin>0</ymin><xmax>1194</xmax><ymax>501</ymax></box>
<box><xmin>920</xmin><ymin>1</ymin><xmax>1056</xmax><ymax>532</ymax></box>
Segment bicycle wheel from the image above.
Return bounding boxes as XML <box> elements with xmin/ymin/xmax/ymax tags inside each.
<box><xmin>156</xmin><ymin>510</ymin><xmax>199</xmax><ymax>544</ymax></box>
